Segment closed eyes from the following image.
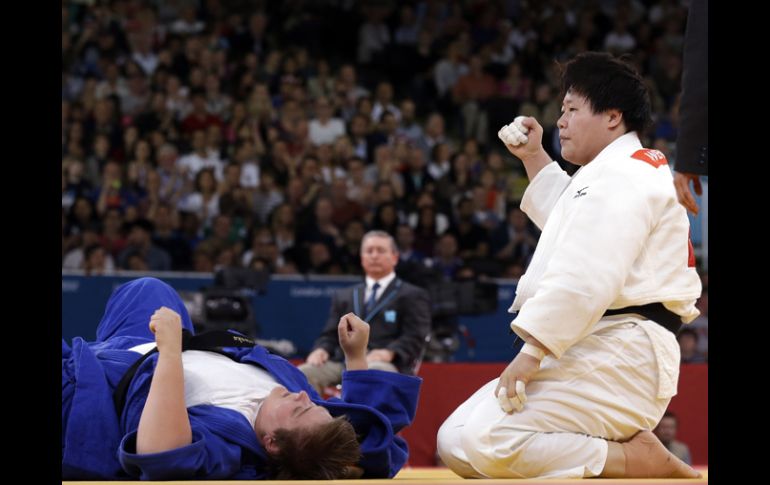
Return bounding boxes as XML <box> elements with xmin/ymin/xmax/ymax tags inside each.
<box><xmin>293</xmin><ymin>405</ymin><xmax>313</xmax><ymax>418</ymax></box>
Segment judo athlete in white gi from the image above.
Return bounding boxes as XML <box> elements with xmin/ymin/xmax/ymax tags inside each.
<box><xmin>436</xmin><ymin>52</ymin><xmax>702</xmax><ymax>479</ymax></box>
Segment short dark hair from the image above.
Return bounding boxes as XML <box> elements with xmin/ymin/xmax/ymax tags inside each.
<box><xmin>268</xmin><ymin>416</ymin><xmax>361</xmax><ymax>479</ymax></box>
<box><xmin>560</xmin><ymin>52</ymin><xmax>652</xmax><ymax>133</ymax></box>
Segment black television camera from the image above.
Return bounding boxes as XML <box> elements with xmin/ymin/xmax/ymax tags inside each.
<box><xmin>179</xmin><ymin>269</ymin><xmax>296</xmax><ymax>357</ymax></box>
<box><xmin>396</xmin><ymin>261</ymin><xmax>498</xmax><ymax>362</ymax></box>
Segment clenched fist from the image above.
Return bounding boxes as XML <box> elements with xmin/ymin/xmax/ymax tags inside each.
<box><xmin>498</xmin><ymin>116</ymin><xmax>530</xmax><ymax>146</ymax></box>
<box><xmin>338</xmin><ymin>312</ymin><xmax>370</xmax><ymax>370</ymax></box>
<box><xmin>149</xmin><ymin>306</ymin><xmax>183</xmax><ymax>355</ymax></box>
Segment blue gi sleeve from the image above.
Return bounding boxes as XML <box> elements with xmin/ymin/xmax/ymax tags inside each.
<box><xmin>336</xmin><ymin>370</ymin><xmax>422</xmax><ymax>477</ymax></box>
<box><xmin>118</xmin><ymin>412</ymin><xmax>246</xmax><ymax>480</ymax></box>
<box><xmin>341</xmin><ymin>370</ymin><xmax>421</xmax><ymax>432</ymax></box>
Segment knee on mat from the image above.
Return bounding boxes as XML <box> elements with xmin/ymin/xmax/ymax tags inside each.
<box><xmin>436</xmin><ymin>422</ymin><xmax>486</xmax><ymax>478</ymax></box>
<box><xmin>436</xmin><ymin>421</ymin><xmax>460</xmax><ymax>466</ymax></box>
<box><xmin>461</xmin><ymin>427</ymin><xmax>538</xmax><ymax>478</ymax></box>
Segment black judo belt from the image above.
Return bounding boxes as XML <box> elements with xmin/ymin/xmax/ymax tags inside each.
<box><xmin>509</xmin><ymin>302</ymin><xmax>683</xmax><ymax>350</ymax></box>
<box><xmin>603</xmin><ymin>302</ymin><xmax>683</xmax><ymax>335</ymax></box>
<box><xmin>113</xmin><ymin>330</ymin><xmax>256</xmax><ymax>416</ymax></box>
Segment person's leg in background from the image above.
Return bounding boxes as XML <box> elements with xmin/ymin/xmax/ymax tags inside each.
<box><xmin>367</xmin><ymin>361</ymin><xmax>398</xmax><ymax>372</ymax></box>
<box><xmin>298</xmin><ymin>360</ymin><xmax>345</xmax><ymax>396</ymax></box>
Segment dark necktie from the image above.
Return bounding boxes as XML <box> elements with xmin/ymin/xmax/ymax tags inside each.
<box><xmin>365</xmin><ymin>282</ymin><xmax>380</xmax><ymax>314</ymax></box>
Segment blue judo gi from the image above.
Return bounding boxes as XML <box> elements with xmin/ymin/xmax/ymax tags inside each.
<box><xmin>62</xmin><ymin>277</ymin><xmax>422</xmax><ymax>480</ymax></box>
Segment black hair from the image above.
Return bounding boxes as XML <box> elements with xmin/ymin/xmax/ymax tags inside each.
<box><xmin>560</xmin><ymin>52</ymin><xmax>652</xmax><ymax>133</ymax></box>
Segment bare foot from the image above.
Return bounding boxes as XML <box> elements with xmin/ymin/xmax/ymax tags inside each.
<box><xmin>622</xmin><ymin>430</ymin><xmax>701</xmax><ymax>478</ymax></box>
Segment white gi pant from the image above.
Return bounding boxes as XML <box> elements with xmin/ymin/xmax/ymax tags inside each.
<box><xmin>437</xmin><ymin>319</ymin><xmax>679</xmax><ymax>478</ymax></box>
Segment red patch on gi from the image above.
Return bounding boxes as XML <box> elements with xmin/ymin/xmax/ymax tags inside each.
<box><xmin>631</xmin><ymin>149</ymin><xmax>669</xmax><ymax>168</ymax></box>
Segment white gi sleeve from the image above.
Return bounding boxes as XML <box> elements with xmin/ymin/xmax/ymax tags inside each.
<box><xmin>520</xmin><ymin>162</ymin><xmax>572</xmax><ymax>230</ymax></box>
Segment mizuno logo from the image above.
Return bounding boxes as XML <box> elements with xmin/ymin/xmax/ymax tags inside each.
<box><xmin>574</xmin><ymin>186</ymin><xmax>588</xmax><ymax>198</ymax></box>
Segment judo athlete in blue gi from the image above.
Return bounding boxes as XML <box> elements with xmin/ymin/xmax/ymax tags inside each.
<box><xmin>62</xmin><ymin>277</ymin><xmax>422</xmax><ymax>480</ymax></box>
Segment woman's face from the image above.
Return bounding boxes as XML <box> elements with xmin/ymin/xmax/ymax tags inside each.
<box><xmin>253</xmin><ymin>386</ymin><xmax>332</xmax><ymax>450</ymax></box>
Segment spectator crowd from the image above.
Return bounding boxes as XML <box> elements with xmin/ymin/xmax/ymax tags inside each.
<box><xmin>62</xmin><ymin>0</ymin><xmax>707</xmax><ymax>361</ymax></box>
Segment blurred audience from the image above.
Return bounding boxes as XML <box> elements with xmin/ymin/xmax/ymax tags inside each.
<box><xmin>61</xmin><ymin>1</ymin><xmax>705</xmax><ymax>333</ymax></box>
<box><xmin>653</xmin><ymin>412</ymin><xmax>693</xmax><ymax>465</ymax></box>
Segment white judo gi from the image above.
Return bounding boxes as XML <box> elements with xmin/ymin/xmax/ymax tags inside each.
<box><xmin>437</xmin><ymin>132</ymin><xmax>702</xmax><ymax>479</ymax></box>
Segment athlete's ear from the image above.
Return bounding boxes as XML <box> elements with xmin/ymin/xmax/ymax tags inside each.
<box><xmin>344</xmin><ymin>465</ymin><xmax>365</xmax><ymax>478</ymax></box>
<box><xmin>263</xmin><ymin>434</ymin><xmax>280</xmax><ymax>455</ymax></box>
<box><xmin>606</xmin><ymin>109</ymin><xmax>623</xmax><ymax>129</ymax></box>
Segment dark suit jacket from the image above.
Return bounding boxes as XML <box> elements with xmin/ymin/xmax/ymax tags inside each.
<box><xmin>676</xmin><ymin>0</ymin><xmax>708</xmax><ymax>175</ymax></box>
<box><xmin>311</xmin><ymin>278</ymin><xmax>432</xmax><ymax>374</ymax></box>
